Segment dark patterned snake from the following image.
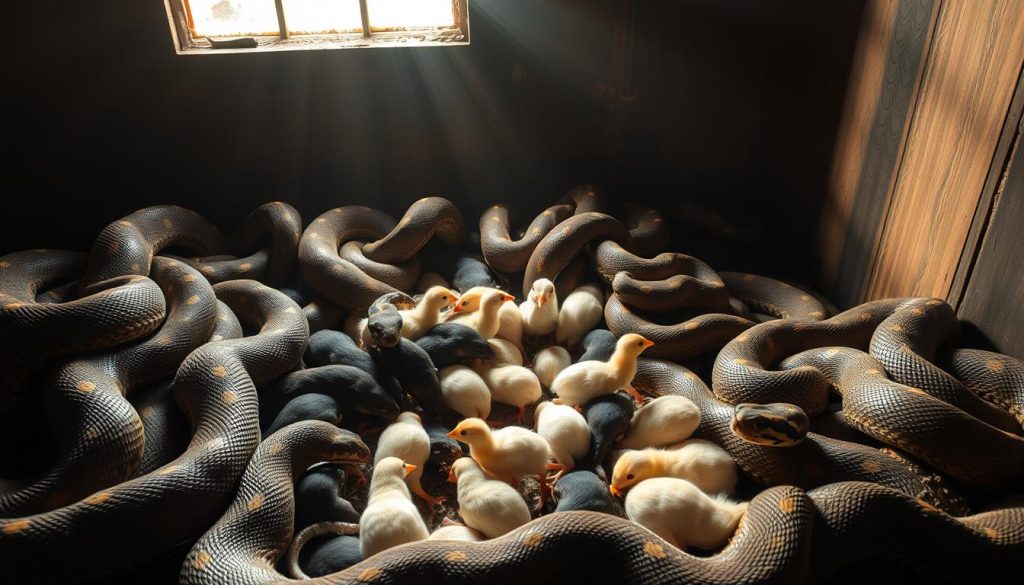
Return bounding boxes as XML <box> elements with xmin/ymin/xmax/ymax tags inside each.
<box><xmin>182</xmin><ymin>359</ymin><xmax>1024</xmax><ymax>584</ymax></box>
<box><xmin>4</xmin><ymin>194</ymin><xmax>1024</xmax><ymax>583</ymax></box>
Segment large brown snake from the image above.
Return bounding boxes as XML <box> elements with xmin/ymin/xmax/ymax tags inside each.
<box><xmin>182</xmin><ymin>360</ymin><xmax>1024</xmax><ymax>584</ymax></box>
<box><xmin>3</xmin><ymin>193</ymin><xmax>1024</xmax><ymax>583</ymax></box>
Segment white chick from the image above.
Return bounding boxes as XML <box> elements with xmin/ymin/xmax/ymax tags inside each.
<box><xmin>448</xmin><ymin>457</ymin><xmax>532</xmax><ymax>539</ymax></box>
<box><xmin>416</xmin><ymin>271</ymin><xmax>450</xmax><ymax>294</ymax></box>
<box><xmin>610</xmin><ymin>439</ymin><xmax>737</xmax><ymax>496</ymax></box>
<box><xmin>617</xmin><ymin>395</ymin><xmax>701</xmax><ymax>449</ymax></box>
<box><xmin>399</xmin><ymin>286</ymin><xmax>459</xmax><ymax>340</ymax></box>
<box><xmin>474</xmin><ymin>363</ymin><xmax>542</xmax><ymax>421</ymax></box>
<box><xmin>488</xmin><ymin>338</ymin><xmax>524</xmax><ymax>366</ymax></box>
<box><xmin>556</xmin><ymin>284</ymin><xmax>604</xmax><ymax>347</ymax></box>
<box><xmin>532</xmin><ymin>346</ymin><xmax>571</xmax><ymax>387</ymax></box>
<box><xmin>374</xmin><ymin>412</ymin><xmax>445</xmax><ymax>507</ymax></box>
<box><xmin>446</xmin><ymin>288</ymin><xmax>514</xmax><ymax>339</ymax></box>
<box><xmin>359</xmin><ymin>457</ymin><xmax>429</xmax><ymax>559</ymax></box>
<box><xmin>534</xmin><ymin>401</ymin><xmax>591</xmax><ymax>474</ymax></box>
<box><xmin>427</xmin><ymin>523</ymin><xmax>485</xmax><ymax>542</ymax></box>
<box><xmin>624</xmin><ymin>477</ymin><xmax>747</xmax><ymax>551</ymax></box>
<box><xmin>447</xmin><ymin>418</ymin><xmax>557</xmax><ymax>505</ymax></box>
<box><xmin>439</xmin><ymin>365</ymin><xmax>491</xmax><ymax>419</ymax></box>
<box><xmin>343</xmin><ymin>312</ymin><xmax>372</xmax><ymax>349</ymax></box>
<box><xmin>497</xmin><ymin>301</ymin><xmax>524</xmax><ymax>349</ymax></box>
<box><xmin>549</xmin><ymin>333</ymin><xmax>654</xmax><ymax>406</ymax></box>
<box><xmin>520</xmin><ymin>278</ymin><xmax>559</xmax><ymax>336</ymax></box>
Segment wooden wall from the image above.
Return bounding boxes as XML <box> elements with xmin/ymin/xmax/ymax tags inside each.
<box><xmin>820</xmin><ymin>0</ymin><xmax>1024</xmax><ymax>358</ymax></box>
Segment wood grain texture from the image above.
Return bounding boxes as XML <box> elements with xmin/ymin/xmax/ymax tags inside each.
<box><xmin>865</xmin><ymin>0</ymin><xmax>1024</xmax><ymax>300</ymax></box>
<box><xmin>957</xmin><ymin>113</ymin><xmax>1024</xmax><ymax>359</ymax></box>
<box><xmin>820</xmin><ymin>0</ymin><xmax>937</xmax><ymax>308</ymax></box>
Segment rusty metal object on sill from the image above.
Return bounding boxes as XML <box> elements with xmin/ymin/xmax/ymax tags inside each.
<box><xmin>206</xmin><ymin>37</ymin><xmax>258</xmax><ymax>49</ymax></box>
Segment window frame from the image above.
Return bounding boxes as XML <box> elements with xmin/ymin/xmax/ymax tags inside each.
<box><xmin>164</xmin><ymin>0</ymin><xmax>470</xmax><ymax>55</ymax></box>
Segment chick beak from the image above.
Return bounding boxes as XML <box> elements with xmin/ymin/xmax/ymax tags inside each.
<box><xmin>502</xmin><ymin>294</ymin><xmax>515</xmax><ymax>303</ymax></box>
<box><xmin>641</xmin><ymin>339</ymin><xmax>655</xmax><ymax>348</ymax></box>
<box><xmin>446</xmin><ymin>429</ymin><xmax>460</xmax><ymax>439</ymax></box>
<box><xmin>536</xmin><ymin>294</ymin><xmax>547</xmax><ymax>307</ymax></box>
<box><xmin>451</xmin><ymin>304</ymin><xmax>464</xmax><ymax>314</ymax></box>
<box><xmin>609</xmin><ymin>484</ymin><xmax>622</xmax><ymax>497</ymax></box>
<box><xmin>403</xmin><ymin>463</ymin><xmax>417</xmax><ymax>476</ymax></box>
<box><xmin>447</xmin><ymin>467</ymin><xmax>457</xmax><ymax>484</ymax></box>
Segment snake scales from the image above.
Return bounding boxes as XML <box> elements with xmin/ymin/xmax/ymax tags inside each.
<box><xmin>1</xmin><ymin>190</ymin><xmax>1022</xmax><ymax>583</ymax></box>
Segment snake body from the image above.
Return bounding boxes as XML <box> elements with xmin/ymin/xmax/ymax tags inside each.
<box><xmin>183</xmin><ymin>358</ymin><xmax>1024</xmax><ymax>584</ymax></box>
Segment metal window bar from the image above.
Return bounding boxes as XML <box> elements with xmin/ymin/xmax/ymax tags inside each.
<box><xmin>274</xmin><ymin>0</ymin><xmax>289</xmax><ymax>39</ymax></box>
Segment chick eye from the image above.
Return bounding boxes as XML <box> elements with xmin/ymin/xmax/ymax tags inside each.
<box><xmin>460</xmin><ymin>430</ymin><xmax>467</xmax><ymax>436</ymax></box>
<box><xmin>637</xmin><ymin>341</ymin><xmax>644</xmax><ymax>347</ymax></box>
<box><xmin>626</xmin><ymin>474</ymin><xmax>634</xmax><ymax>480</ymax></box>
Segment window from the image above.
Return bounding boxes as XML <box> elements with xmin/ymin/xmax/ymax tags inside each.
<box><xmin>165</xmin><ymin>0</ymin><xmax>469</xmax><ymax>54</ymax></box>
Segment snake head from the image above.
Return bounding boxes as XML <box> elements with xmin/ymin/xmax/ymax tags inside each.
<box><xmin>731</xmin><ymin>403</ymin><xmax>809</xmax><ymax>447</ymax></box>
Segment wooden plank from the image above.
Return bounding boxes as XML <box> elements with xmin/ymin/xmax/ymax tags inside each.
<box><xmin>819</xmin><ymin>0</ymin><xmax>937</xmax><ymax>308</ymax></box>
<box><xmin>948</xmin><ymin>65</ymin><xmax>1024</xmax><ymax>308</ymax></box>
<box><xmin>864</xmin><ymin>0</ymin><xmax>1024</xmax><ymax>300</ymax></box>
<box><xmin>957</xmin><ymin>113</ymin><xmax>1024</xmax><ymax>359</ymax></box>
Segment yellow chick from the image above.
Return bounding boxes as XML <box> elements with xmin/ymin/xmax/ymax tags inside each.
<box><xmin>427</xmin><ymin>523</ymin><xmax>485</xmax><ymax>542</ymax></box>
<box><xmin>359</xmin><ymin>457</ymin><xmax>429</xmax><ymax>559</ymax></box>
<box><xmin>520</xmin><ymin>278</ymin><xmax>559</xmax><ymax>336</ymax></box>
<box><xmin>549</xmin><ymin>333</ymin><xmax>654</xmax><ymax>406</ymax></box>
<box><xmin>497</xmin><ymin>301</ymin><xmax>524</xmax><ymax>349</ymax></box>
<box><xmin>617</xmin><ymin>395</ymin><xmax>701</xmax><ymax>449</ymax></box>
<box><xmin>446</xmin><ymin>288</ymin><xmax>515</xmax><ymax>339</ymax></box>
<box><xmin>624</xmin><ymin>477</ymin><xmax>747</xmax><ymax>551</ymax></box>
<box><xmin>534</xmin><ymin>401</ymin><xmax>591</xmax><ymax>474</ymax></box>
<box><xmin>532</xmin><ymin>345</ymin><xmax>571</xmax><ymax>387</ymax></box>
<box><xmin>447</xmin><ymin>457</ymin><xmax>532</xmax><ymax>539</ymax></box>
<box><xmin>439</xmin><ymin>365</ymin><xmax>492</xmax><ymax>419</ymax></box>
<box><xmin>555</xmin><ymin>284</ymin><xmax>604</xmax><ymax>347</ymax></box>
<box><xmin>474</xmin><ymin>363</ymin><xmax>542</xmax><ymax>421</ymax></box>
<box><xmin>610</xmin><ymin>439</ymin><xmax>737</xmax><ymax>497</ymax></box>
<box><xmin>374</xmin><ymin>412</ymin><xmax>445</xmax><ymax>507</ymax></box>
<box><xmin>447</xmin><ymin>418</ymin><xmax>558</xmax><ymax>505</ymax></box>
<box><xmin>399</xmin><ymin>286</ymin><xmax>459</xmax><ymax>340</ymax></box>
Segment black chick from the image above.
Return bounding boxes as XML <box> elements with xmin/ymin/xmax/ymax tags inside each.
<box><xmin>372</xmin><ymin>338</ymin><xmax>445</xmax><ymax>416</ymax></box>
<box><xmin>415</xmin><ymin>322</ymin><xmax>494</xmax><ymax>369</ymax></box>
<box><xmin>578</xmin><ymin>329</ymin><xmax>617</xmax><ymax>363</ymax></box>
<box><xmin>259</xmin><ymin>366</ymin><xmax>400</xmax><ymax>431</ymax></box>
<box><xmin>582</xmin><ymin>393</ymin><xmax>636</xmax><ymax>472</ymax></box>
<box><xmin>553</xmin><ymin>469</ymin><xmax>623</xmax><ymax>517</ymax></box>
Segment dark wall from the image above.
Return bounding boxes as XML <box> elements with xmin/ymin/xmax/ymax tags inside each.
<box><xmin>2</xmin><ymin>1</ymin><xmax>862</xmax><ymax>287</ymax></box>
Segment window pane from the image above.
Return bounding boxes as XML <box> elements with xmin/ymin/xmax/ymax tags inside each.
<box><xmin>367</xmin><ymin>0</ymin><xmax>455</xmax><ymax>30</ymax></box>
<box><xmin>188</xmin><ymin>0</ymin><xmax>280</xmax><ymax>36</ymax></box>
<box><xmin>284</xmin><ymin>0</ymin><xmax>363</xmax><ymax>34</ymax></box>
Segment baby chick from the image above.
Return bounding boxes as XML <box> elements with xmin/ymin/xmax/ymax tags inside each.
<box><xmin>446</xmin><ymin>288</ymin><xmax>515</xmax><ymax>339</ymax></box>
<box><xmin>520</xmin><ymin>278</ymin><xmax>559</xmax><ymax>337</ymax></box>
<box><xmin>550</xmin><ymin>333</ymin><xmax>654</xmax><ymax>406</ymax></box>
<box><xmin>447</xmin><ymin>418</ymin><xmax>558</xmax><ymax>506</ymax></box>
<box><xmin>399</xmin><ymin>286</ymin><xmax>459</xmax><ymax>340</ymax></box>
<box><xmin>474</xmin><ymin>363</ymin><xmax>542</xmax><ymax>421</ymax></box>
<box><xmin>448</xmin><ymin>457</ymin><xmax>532</xmax><ymax>539</ymax></box>
<box><xmin>534</xmin><ymin>401</ymin><xmax>591</xmax><ymax>474</ymax></box>
<box><xmin>374</xmin><ymin>412</ymin><xmax>445</xmax><ymax>507</ymax></box>
<box><xmin>533</xmin><ymin>345</ymin><xmax>571</xmax><ymax>387</ymax></box>
<box><xmin>610</xmin><ymin>439</ymin><xmax>737</xmax><ymax>497</ymax></box>
<box><xmin>556</xmin><ymin>284</ymin><xmax>605</xmax><ymax>348</ymax></box>
<box><xmin>624</xmin><ymin>477</ymin><xmax>747</xmax><ymax>551</ymax></box>
<box><xmin>439</xmin><ymin>365</ymin><xmax>492</xmax><ymax>419</ymax></box>
<box><xmin>488</xmin><ymin>338</ymin><xmax>524</xmax><ymax>366</ymax></box>
<box><xmin>358</xmin><ymin>457</ymin><xmax>429</xmax><ymax>559</ymax></box>
<box><xmin>427</xmin><ymin>523</ymin><xmax>485</xmax><ymax>542</ymax></box>
<box><xmin>617</xmin><ymin>395</ymin><xmax>701</xmax><ymax>449</ymax></box>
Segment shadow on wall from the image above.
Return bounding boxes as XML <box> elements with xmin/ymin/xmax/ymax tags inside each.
<box><xmin>1</xmin><ymin>0</ymin><xmax>864</xmax><ymax>291</ymax></box>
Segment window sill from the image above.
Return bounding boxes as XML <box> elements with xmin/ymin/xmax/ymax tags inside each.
<box><xmin>173</xmin><ymin>30</ymin><xmax>468</xmax><ymax>55</ymax></box>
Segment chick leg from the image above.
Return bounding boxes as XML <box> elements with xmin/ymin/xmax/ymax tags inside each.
<box><xmin>624</xmin><ymin>383</ymin><xmax>646</xmax><ymax>405</ymax></box>
<box><xmin>408</xmin><ymin>468</ymin><xmax>446</xmax><ymax>508</ymax></box>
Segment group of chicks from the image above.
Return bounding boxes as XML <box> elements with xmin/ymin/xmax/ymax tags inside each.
<box><xmin>299</xmin><ymin>278</ymin><xmax>750</xmax><ymax>573</ymax></box>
